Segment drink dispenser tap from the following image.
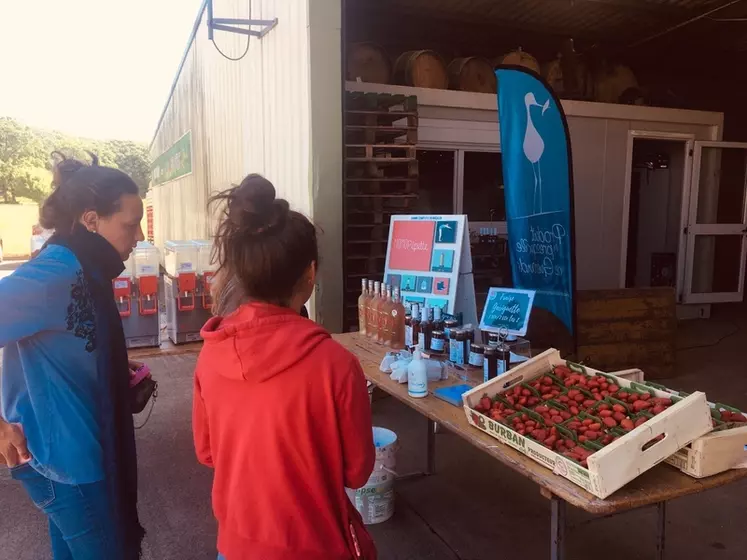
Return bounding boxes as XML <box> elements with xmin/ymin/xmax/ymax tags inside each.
<box><xmin>177</xmin><ymin>272</ymin><xmax>197</xmax><ymax>311</ymax></box>
<box><xmin>113</xmin><ymin>277</ymin><xmax>132</xmax><ymax>317</ymax></box>
<box><xmin>137</xmin><ymin>275</ymin><xmax>159</xmax><ymax>316</ymax></box>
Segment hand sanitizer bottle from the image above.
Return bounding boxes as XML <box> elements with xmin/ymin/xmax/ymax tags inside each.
<box><xmin>408</xmin><ymin>346</ymin><xmax>428</xmax><ymax>398</ymax></box>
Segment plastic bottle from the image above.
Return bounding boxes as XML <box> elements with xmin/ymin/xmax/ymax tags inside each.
<box><xmin>407</xmin><ymin>346</ymin><xmax>428</xmax><ymax>398</ymax></box>
<box><xmin>358</xmin><ymin>278</ymin><xmax>369</xmax><ymax>335</ymax></box>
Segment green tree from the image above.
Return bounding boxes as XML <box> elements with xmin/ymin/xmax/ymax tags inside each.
<box><xmin>0</xmin><ymin>116</ymin><xmax>152</xmax><ymax>203</ymax></box>
<box><xmin>0</xmin><ymin>118</ymin><xmax>49</xmax><ymax>203</ymax></box>
<box><xmin>104</xmin><ymin>140</ymin><xmax>151</xmax><ymax>196</ymax></box>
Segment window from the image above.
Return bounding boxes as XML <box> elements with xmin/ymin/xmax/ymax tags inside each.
<box><xmin>462</xmin><ymin>151</ymin><xmax>505</xmax><ymax>223</ymax></box>
<box><xmin>416</xmin><ymin>147</ymin><xmax>506</xmax><ymax>228</ymax></box>
<box><xmin>415</xmin><ymin>150</ymin><xmax>455</xmax><ymax>215</ymax></box>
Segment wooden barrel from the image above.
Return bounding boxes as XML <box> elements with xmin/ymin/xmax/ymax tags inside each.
<box><xmin>542</xmin><ymin>57</ymin><xmax>593</xmax><ymax>99</ymax></box>
<box><xmin>447</xmin><ymin>57</ymin><xmax>496</xmax><ymax>93</ymax></box>
<box><xmin>594</xmin><ymin>64</ymin><xmax>638</xmax><ymax>104</ymax></box>
<box><xmin>393</xmin><ymin>50</ymin><xmax>448</xmax><ymax>89</ymax></box>
<box><xmin>347</xmin><ymin>42</ymin><xmax>391</xmax><ymax>84</ymax></box>
<box><xmin>494</xmin><ymin>49</ymin><xmax>540</xmax><ymax>74</ymax></box>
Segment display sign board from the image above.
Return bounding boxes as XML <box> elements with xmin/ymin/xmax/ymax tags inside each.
<box><xmin>479</xmin><ymin>287</ymin><xmax>535</xmax><ymax>336</ymax></box>
<box><xmin>151</xmin><ymin>131</ymin><xmax>193</xmax><ymax>187</ymax></box>
<box><xmin>384</xmin><ymin>215</ymin><xmax>478</xmax><ymax>326</ymax></box>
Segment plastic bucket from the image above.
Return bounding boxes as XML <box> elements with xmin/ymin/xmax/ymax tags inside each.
<box><xmin>346</xmin><ymin>427</ymin><xmax>397</xmax><ymax>525</ymax></box>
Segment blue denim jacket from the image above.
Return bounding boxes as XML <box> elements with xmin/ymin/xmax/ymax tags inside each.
<box><xmin>1</xmin><ymin>245</ymin><xmax>104</xmax><ymax>484</ymax></box>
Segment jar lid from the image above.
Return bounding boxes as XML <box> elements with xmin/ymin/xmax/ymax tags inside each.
<box><xmin>444</xmin><ymin>319</ymin><xmax>459</xmax><ymax>326</ymax></box>
<box><xmin>483</xmin><ymin>346</ymin><xmax>497</xmax><ymax>356</ymax></box>
<box><xmin>470</xmin><ymin>344</ymin><xmax>484</xmax><ymax>353</ymax></box>
<box><xmin>432</xmin><ymin>330</ymin><xmax>445</xmax><ymax>337</ymax></box>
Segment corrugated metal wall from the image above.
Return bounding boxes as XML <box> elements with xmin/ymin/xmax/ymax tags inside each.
<box><xmin>150</xmin><ymin>0</ymin><xmax>344</xmax><ymax>329</ymax></box>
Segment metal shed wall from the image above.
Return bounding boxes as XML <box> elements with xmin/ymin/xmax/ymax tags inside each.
<box><xmin>150</xmin><ymin>0</ymin><xmax>343</xmax><ymax>328</ymax></box>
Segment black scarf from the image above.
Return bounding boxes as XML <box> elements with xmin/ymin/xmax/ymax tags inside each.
<box><xmin>49</xmin><ymin>225</ymin><xmax>145</xmax><ymax>559</ymax></box>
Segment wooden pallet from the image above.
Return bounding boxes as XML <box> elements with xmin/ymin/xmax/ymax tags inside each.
<box><xmin>343</xmin><ymin>91</ymin><xmax>419</xmax><ymax>326</ymax></box>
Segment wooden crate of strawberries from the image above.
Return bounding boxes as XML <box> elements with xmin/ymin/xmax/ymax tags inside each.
<box><xmin>462</xmin><ymin>349</ymin><xmax>713</xmax><ymax>499</ymax></box>
<box><xmin>638</xmin><ymin>381</ymin><xmax>747</xmax><ymax>478</ymax></box>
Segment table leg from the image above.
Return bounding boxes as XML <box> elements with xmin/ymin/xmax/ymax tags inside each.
<box><xmin>550</xmin><ymin>495</ymin><xmax>566</xmax><ymax>560</ymax></box>
<box><xmin>656</xmin><ymin>502</ymin><xmax>666</xmax><ymax>560</ymax></box>
<box><xmin>426</xmin><ymin>419</ymin><xmax>436</xmax><ymax>475</ymax></box>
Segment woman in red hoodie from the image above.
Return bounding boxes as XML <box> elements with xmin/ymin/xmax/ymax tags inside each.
<box><xmin>193</xmin><ymin>174</ymin><xmax>377</xmax><ymax>560</ymax></box>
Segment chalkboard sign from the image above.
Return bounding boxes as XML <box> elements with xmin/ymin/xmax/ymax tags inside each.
<box><xmin>479</xmin><ymin>288</ymin><xmax>535</xmax><ymax>336</ymax></box>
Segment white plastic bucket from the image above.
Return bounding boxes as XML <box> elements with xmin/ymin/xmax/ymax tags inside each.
<box><xmin>346</xmin><ymin>427</ymin><xmax>397</xmax><ymax>525</ymax></box>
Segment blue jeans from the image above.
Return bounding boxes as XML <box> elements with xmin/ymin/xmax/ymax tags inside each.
<box><xmin>11</xmin><ymin>463</ymin><xmax>121</xmax><ymax>560</ymax></box>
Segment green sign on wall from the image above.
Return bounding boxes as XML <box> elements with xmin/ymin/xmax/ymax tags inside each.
<box><xmin>151</xmin><ymin>131</ymin><xmax>192</xmax><ymax>186</ymax></box>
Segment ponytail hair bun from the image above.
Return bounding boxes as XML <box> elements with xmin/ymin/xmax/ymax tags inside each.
<box><xmin>210</xmin><ymin>173</ymin><xmax>318</xmax><ymax>305</ymax></box>
<box><xmin>231</xmin><ymin>174</ymin><xmax>290</xmax><ymax>235</ymax></box>
<box><xmin>41</xmin><ymin>150</ymin><xmax>138</xmax><ymax>232</ymax></box>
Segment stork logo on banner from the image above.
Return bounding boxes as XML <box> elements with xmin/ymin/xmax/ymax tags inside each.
<box><xmin>523</xmin><ymin>93</ymin><xmax>550</xmax><ymax>215</ymax></box>
<box><xmin>497</xmin><ymin>67</ymin><xmax>576</xmax><ymax>336</ymax></box>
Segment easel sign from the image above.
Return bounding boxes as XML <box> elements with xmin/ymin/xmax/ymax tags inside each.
<box><xmin>479</xmin><ymin>287</ymin><xmax>535</xmax><ymax>336</ymax></box>
<box><xmin>383</xmin><ymin>214</ymin><xmax>478</xmax><ymax>327</ymax></box>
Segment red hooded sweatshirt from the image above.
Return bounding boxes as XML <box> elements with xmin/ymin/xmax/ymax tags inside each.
<box><xmin>193</xmin><ymin>303</ymin><xmax>377</xmax><ymax>560</ymax></box>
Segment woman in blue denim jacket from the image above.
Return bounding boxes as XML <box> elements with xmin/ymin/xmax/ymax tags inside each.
<box><xmin>0</xmin><ymin>155</ymin><xmax>146</xmax><ymax>559</ymax></box>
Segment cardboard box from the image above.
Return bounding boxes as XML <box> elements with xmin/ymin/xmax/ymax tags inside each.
<box><xmin>462</xmin><ymin>349</ymin><xmax>713</xmax><ymax>499</ymax></box>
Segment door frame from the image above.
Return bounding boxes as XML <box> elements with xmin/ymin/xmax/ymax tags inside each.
<box><xmin>619</xmin><ymin>130</ymin><xmax>696</xmax><ymax>293</ymax></box>
<box><xmin>682</xmin><ymin>140</ymin><xmax>747</xmax><ymax>304</ymax></box>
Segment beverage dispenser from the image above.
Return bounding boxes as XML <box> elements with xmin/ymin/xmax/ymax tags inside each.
<box><xmin>164</xmin><ymin>240</ymin><xmax>201</xmax><ymax>344</ymax></box>
<box><xmin>114</xmin><ymin>242</ymin><xmax>161</xmax><ymax>348</ymax></box>
<box><xmin>194</xmin><ymin>240</ymin><xmax>218</xmax><ymax>325</ymax></box>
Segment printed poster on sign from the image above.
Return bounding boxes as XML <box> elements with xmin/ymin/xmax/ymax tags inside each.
<box><xmin>384</xmin><ymin>215</ymin><xmax>475</xmax><ymax>320</ymax></box>
<box><xmin>479</xmin><ymin>287</ymin><xmax>535</xmax><ymax>336</ymax></box>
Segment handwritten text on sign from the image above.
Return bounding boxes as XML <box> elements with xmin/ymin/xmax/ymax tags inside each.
<box><xmin>479</xmin><ymin>288</ymin><xmax>536</xmax><ymax>336</ymax></box>
<box><xmin>516</xmin><ymin>224</ymin><xmax>567</xmax><ymax>279</ymax></box>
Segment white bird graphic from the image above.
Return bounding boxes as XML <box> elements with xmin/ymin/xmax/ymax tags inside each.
<box><xmin>523</xmin><ymin>92</ymin><xmax>550</xmax><ymax>214</ymax></box>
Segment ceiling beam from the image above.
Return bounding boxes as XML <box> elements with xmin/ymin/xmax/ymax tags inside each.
<box><xmin>543</xmin><ymin>0</ymin><xmax>695</xmax><ymax>18</ymax></box>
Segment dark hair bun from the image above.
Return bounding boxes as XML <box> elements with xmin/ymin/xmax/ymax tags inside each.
<box><xmin>234</xmin><ymin>174</ymin><xmax>289</xmax><ymax>234</ymax></box>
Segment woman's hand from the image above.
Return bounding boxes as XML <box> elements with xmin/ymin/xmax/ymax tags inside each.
<box><xmin>128</xmin><ymin>360</ymin><xmax>144</xmax><ymax>373</ymax></box>
<box><xmin>0</xmin><ymin>420</ymin><xmax>31</xmax><ymax>467</ymax></box>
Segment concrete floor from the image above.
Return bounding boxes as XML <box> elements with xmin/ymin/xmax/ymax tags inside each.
<box><xmin>2</xmin><ymin>303</ymin><xmax>747</xmax><ymax>559</ymax></box>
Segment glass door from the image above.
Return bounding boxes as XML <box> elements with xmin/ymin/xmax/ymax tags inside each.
<box><xmin>682</xmin><ymin>141</ymin><xmax>747</xmax><ymax>303</ymax></box>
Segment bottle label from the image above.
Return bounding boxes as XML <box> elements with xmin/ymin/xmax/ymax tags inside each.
<box><xmin>408</xmin><ymin>369</ymin><xmax>428</xmax><ymax>397</ymax></box>
<box><xmin>430</xmin><ymin>338</ymin><xmax>445</xmax><ymax>352</ymax></box>
<box><xmin>497</xmin><ymin>360</ymin><xmax>506</xmax><ymax>376</ymax></box>
<box><xmin>483</xmin><ymin>360</ymin><xmax>489</xmax><ymax>383</ymax></box>
<box><xmin>469</xmin><ymin>351</ymin><xmax>483</xmax><ymax>367</ymax></box>
<box><xmin>405</xmin><ymin>326</ymin><xmax>413</xmax><ymax>347</ymax></box>
<box><xmin>449</xmin><ymin>341</ymin><xmax>464</xmax><ymax>365</ymax></box>
<box><xmin>418</xmin><ymin>332</ymin><xmax>425</xmax><ymax>349</ymax></box>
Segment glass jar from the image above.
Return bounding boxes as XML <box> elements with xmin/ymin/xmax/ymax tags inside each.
<box><xmin>450</xmin><ymin>330</ymin><xmax>466</xmax><ymax>365</ymax></box>
<box><xmin>443</xmin><ymin>319</ymin><xmax>460</xmax><ymax>338</ymax></box>
<box><xmin>430</xmin><ymin>330</ymin><xmax>446</xmax><ymax>353</ymax></box>
<box><xmin>468</xmin><ymin>344</ymin><xmax>485</xmax><ymax>368</ymax></box>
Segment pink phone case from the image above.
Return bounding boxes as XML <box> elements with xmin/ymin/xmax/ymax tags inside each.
<box><xmin>129</xmin><ymin>365</ymin><xmax>151</xmax><ymax>388</ymax></box>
